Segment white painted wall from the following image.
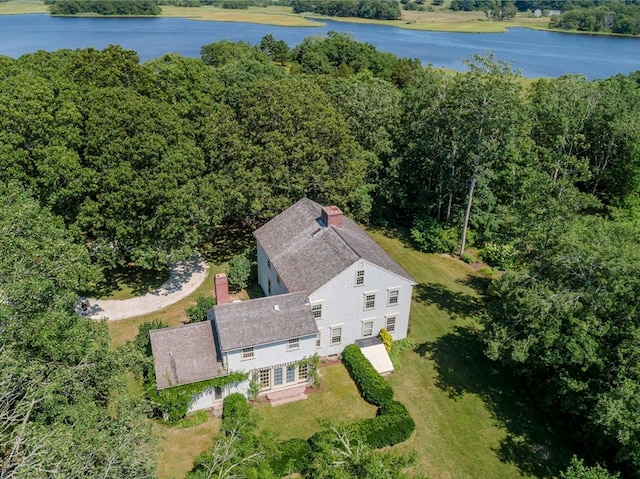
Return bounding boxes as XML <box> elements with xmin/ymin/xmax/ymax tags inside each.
<box><xmin>225</xmin><ymin>334</ymin><xmax>317</xmax><ymax>372</ymax></box>
<box><xmin>310</xmin><ymin>260</ymin><xmax>414</xmax><ymax>357</ymax></box>
<box><xmin>256</xmin><ymin>243</ymin><xmax>289</xmax><ymax>297</ymax></box>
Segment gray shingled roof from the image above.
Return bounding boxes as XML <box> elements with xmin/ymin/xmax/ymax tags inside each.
<box><xmin>211</xmin><ymin>292</ymin><xmax>317</xmax><ymax>352</ymax></box>
<box><xmin>253</xmin><ymin>198</ymin><xmax>416</xmax><ymax>293</ymax></box>
<box><xmin>150</xmin><ymin>322</ymin><xmax>226</xmax><ymax>390</ymax></box>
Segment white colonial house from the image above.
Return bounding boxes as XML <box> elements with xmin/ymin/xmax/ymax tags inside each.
<box><xmin>150</xmin><ymin>198</ymin><xmax>416</xmax><ymax>412</ymax></box>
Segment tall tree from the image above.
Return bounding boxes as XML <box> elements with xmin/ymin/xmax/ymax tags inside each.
<box><xmin>0</xmin><ymin>182</ymin><xmax>158</xmax><ymax>478</ymax></box>
<box><xmin>483</xmin><ymin>215</ymin><xmax>640</xmax><ymax>476</ymax></box>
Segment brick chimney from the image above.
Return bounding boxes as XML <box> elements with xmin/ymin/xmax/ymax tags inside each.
<box><xmin>321</xmin><ymin>205</ymin><xmax>343</xmax><ymax>229</ymax></box>
<box><xmin>215</xmin><ymin>273</ymin><xmax>229</xmax><ymax>305</ymax></box>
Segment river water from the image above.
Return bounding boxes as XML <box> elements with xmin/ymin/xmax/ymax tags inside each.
<box><xmin>1</xmin><ymin>14</ymin><xmax>638</xmax><ymax>79</ymax></box>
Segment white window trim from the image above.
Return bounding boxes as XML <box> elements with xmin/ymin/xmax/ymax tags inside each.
<box><xmin>330</xmin><ymin>323</ymin><xmax>344</xmax><ymax>346</ymax></box>
<box><xmin>355</xmin><ymin>268</ymin><xmax>365</xmax><ymax>287</ymax></box>
<box><xmin>363</xmin><ymin>291</ymin><xmax>377</xmax><ymax>311</ymax></box>
<box><xmin>241</xmin><ymin>347</ymin><xmax>255</xmax><ymax>360</ymax></box>
<box><xmin>287</xmin><ymin>337</ymin><xmax>300</xmax><ymax>351</ymax></box>
<box><xmin>316</xmin><ymin>327</ymin><xmax>323</xmax><ymax>349</ymax></box>
<box><xmin>385</xmin><ymin>314</ymin><xmax>398</xmax><ymax>333</ymax></box>
<box><xmin>311</xmin><ymin>300</ymin><xmax>324</xmax><ymax>320</ymax></box>
<box><xmin>387</xmin><ymin>287</ymin><xmax>400</xmax><ymax>306</ymax></box>
<box><xmin>361</xmin><ymin>318</ymin><xmax>375</xmax><ymax>338</ymax></box>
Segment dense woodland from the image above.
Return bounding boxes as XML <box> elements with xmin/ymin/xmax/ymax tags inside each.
<box><xmin>47</xmin><ymin>0</ymin><xmax>162</xmax><ymax>15</ymax></box>
<box><xmin>291</xmin><ymin>0</ymin><xmax>402</xmax><ymax>19</ymax></box>
<box><xmin>1</xmin><ymin>32</ymin><xmax>640</xmax><ymax>478</ymax></box>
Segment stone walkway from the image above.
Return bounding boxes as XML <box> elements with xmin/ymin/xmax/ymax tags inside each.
<box><xmin>79</xmin><ymin>256</ymin><xmax>209</xmax><ymax>321</ymax></box>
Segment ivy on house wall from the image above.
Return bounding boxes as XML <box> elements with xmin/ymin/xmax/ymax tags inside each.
<box><xmin>146</xmin><ymin>370</ymin><xmax>248</xmax><ymax>422</ymax></box>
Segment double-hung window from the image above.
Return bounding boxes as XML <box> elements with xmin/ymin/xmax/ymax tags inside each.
<box><xmin>364</xmin><ymin>292</ymin><xmax>376</xmax><ymax>310</ymax></box>
<box><xmin>387</xmin><ymin>288</ymin><xmax>399</xmax><ymax>306</ymax></box>
<box><xmin>312</xmin><ymin>303</ymin><xmax>323</xmax><ymax>320</ymax></box>
<box><xmin>330</xmin><ymin>325</ymin><xmax>343</xmax><ymax>345</ymax></box>
<box><xmin>362</xmin><ymin>320</ymin><xmax>374</xmax><ymax>338</ymax></box>
<box><xmin>385</xmin><ymin>315</ymin><xmax>397</xmax><ymax>333</ymax></box>
<box><xmin>355</xmin><ymin>269</ymin><xmax>365</xmax><ymax>286</ymax></box>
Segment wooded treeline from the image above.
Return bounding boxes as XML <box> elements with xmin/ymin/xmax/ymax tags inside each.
<box><xmin>1</xmin><ymin>33</ymin><xmax>640</xmax><ymax>477</ymax></box>
<box><xmin>47</xmin><ymin>0</ymin><xmax>162</xmax><ymax>15</ymax></box>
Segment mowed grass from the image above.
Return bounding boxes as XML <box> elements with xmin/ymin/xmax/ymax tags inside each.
<box><xmin>156</xmin><ymin>415</ymin><xmax>221</xmax><ymax>479</ymax></box>
<box><xmin>107</xmin><ymin>227</ymin><xmax>574</xmax><ymax>478</ymax></box>
<box><xmin>255</xmin><ymin>362</ymin><xmax>378</xmax><ymax>440</ymax></box>
<box><xmin>366</xmin><ymin>228</ymin><xmax>573</xmax><ymax>479</ymax></box>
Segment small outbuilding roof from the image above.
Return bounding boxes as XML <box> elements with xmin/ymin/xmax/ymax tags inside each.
<box><xmin>253</xmin><ymin>198</ymin><xmax>416</xmax><ymax>294</ymax></box>
<box><xmin>150</xmin><ymin>321</ymin><xmax>226</xmax><ymax>390</ymax></box>
<box><xmin>211</xmin><ymin>292</ymin><xmax>317</xmax><ymax>352</ymax></box>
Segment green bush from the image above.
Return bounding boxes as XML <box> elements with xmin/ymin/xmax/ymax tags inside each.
<box><xmin>186</xmin><ymin>295</ymin><xmax>215</xmax><ymax>322</ymax></box>
<box><xmin>221</xmin><ymin>392</ymin><xmax>250</xmax><ymax>434</ymax></box>
<box><xmin>480</xmin><ymin>242</ymin><xmax>516</xmax><ymax>270</ymax></box>
<box><xmin>227</xmin><ymin>252</ymin><xmax>251</xmax><ymax>291</ymax></box>
<box><xmin>342</xmin><ymin>344</ymin><xmax>393</xmax><ymax>407</ymax></box>
<box><xmin>410</xmin><ymin>216</ymin><xmax>459</xmax><ymax>254</ymax></box>
<box><xmin>461</xmin><ymin>252</ymin><xmax>475</xmax><ymax>264</ymax></box>
<box><xmin>270</xmin><ymin>438</ymin><xmax>312</xmax><ymax>476</ymax></box>
<box><xmin>352</xmin><ymin>400</ymin><xmax>415</xmax><ymax>448</ymax></box>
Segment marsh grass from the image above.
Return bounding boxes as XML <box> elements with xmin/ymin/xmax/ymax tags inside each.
<box><xmin>0</xmin><ymin>0</ymin><xmax>48</xmax><ymax>15</ymax></box>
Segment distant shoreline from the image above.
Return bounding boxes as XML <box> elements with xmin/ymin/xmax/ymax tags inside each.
<box><xmin>1</xmin><ymin>2</ymin><xmax>638</xmax><ymax>38</ymax></box>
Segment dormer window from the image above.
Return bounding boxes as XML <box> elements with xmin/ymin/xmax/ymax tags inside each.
<box><xmin>355</xmin><ymin>269</ymin><xmax>365</xmax><ymax>286</ymax></box>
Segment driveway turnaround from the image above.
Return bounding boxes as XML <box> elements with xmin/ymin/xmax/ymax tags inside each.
<box><xmin>80</xmin><ymin>256</ymin><xmax>209</xmax><ymax>321</ymax></box>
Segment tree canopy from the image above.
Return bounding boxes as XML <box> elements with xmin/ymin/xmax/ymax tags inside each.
<box><xmin>1</xmin><ymin>35</ymin><xmax>640</xmax><ymax>477</ymax></box>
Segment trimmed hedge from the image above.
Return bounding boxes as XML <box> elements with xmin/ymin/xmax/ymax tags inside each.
<box><xmin>342</xmin><ymin>344</ymin><xmax>393</xmax><ymax>407</ymax></box>
<box><xmin>308</xmin><ymin>344</ymin><xmax>415</xmax><ymax>450</ymax></box>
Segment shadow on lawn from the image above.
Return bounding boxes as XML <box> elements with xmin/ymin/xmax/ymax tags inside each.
<box><xmin>414</xmin><ymin>281</ymin><xmax>483</xmax><ymax>320</ymax></box>
<box><xmin>416</xmin><ymin>326</ymin><xmax>570</xmax><ymax>478</ymax></box>
<box><xmin>87</xmin><ymin>265</ymin><xmax>170</xmax><ymax>299</ymax></box>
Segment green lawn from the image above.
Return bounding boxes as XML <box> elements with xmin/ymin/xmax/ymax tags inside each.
<box><xmin>255</xmin><ymin>361</ymin><xmax>378</xmax><ymax>440</ymax></box>
<box><xmin>85</xmin><ymin>265</ymin><xmax>171</xmax><ymax>300</ymax></box>
<box><xmin>110</xmin><ymin>227</ymin><xmax>574</xmax><ymax>478</ymax></box>
<box><xmin>366</xmin><ymin>228</ymin><xmax>573</xmax><ymax>478</ymax></box>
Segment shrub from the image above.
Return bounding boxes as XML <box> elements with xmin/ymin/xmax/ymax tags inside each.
<box><xmin>134</xmin><ymin>319</ymin><xmax>168</xmax><ymax>357</ymax></box>
<box><xmin>342</xmin><ymin>344</ymin><xmax>393</xmax><ymax>407</ymax></box>
<box><xmin>461</xmin><ymin>252</ymin><xmax>474</xmax><ymax>264</ymax></box>
<box><xmin>221</xmin><ymin>392</ymin><xmax>251</xmax><ymax>434</ymax></box>
<box><xmin>270</xmin><ymin>438</ymin><xmax>312</xmax><ymax>476</ymax></box>
<box><xmin>410</xmin><ymin>215</ymin><xmax>459</xmax><ymax>254</ymax></box>
<box><xmin>186</xmin><ymin>295</ymin><xmax>215</xmax><ymax>322</ymax></box>
<box><xmin>353</xmin><ymin>400</ymin><xmax>415</xmax><ymax>448</ymax></box>
<box><xmin>378</xmin><ymin>328</ymin><xmax>393</xmax><ymax>353</ymax></box>
<box><xmin>480</xmin><ymin>242</ymin><xmax>516</xmax><ymax>270</ymax></box>
<box><xmin>227</xmin><ymin>252</ymin><xmax>251</xmax><ymax>291</ymax></box>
